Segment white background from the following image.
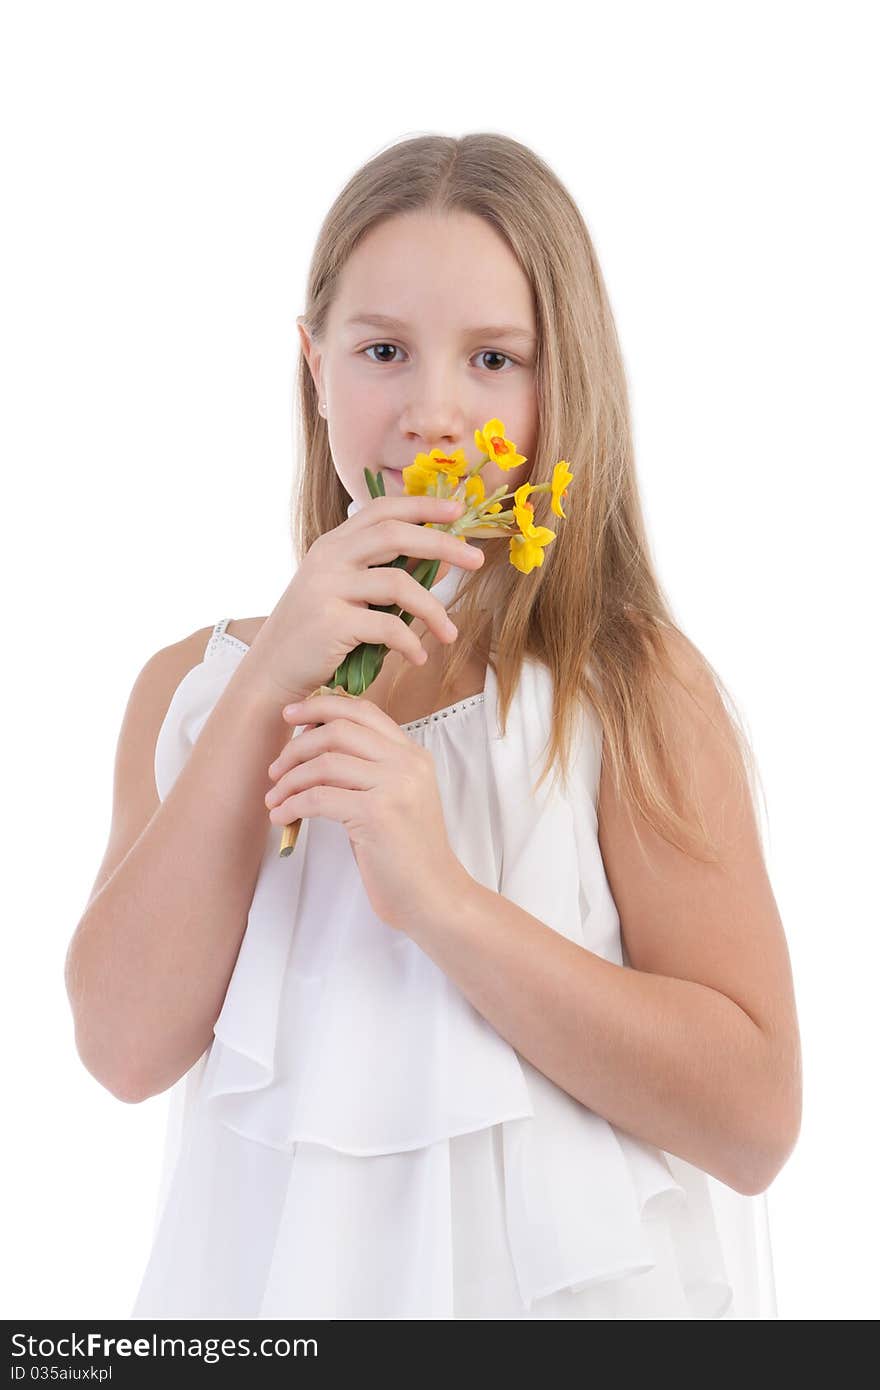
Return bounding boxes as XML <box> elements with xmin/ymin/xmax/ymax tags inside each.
<box><xmin>2</xmin><ymin>0</ymin><xmax>877</xmax><ymax>1321</ymax></box>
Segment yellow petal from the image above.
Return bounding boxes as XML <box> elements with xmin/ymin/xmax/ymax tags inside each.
<box><xmin>550</xmin><ymin>460</ymin><xmax>574</xmax><ymax>518</ymax></box>
<box><xmin>509</xmin><ymin>533</ymin><xmax>547</xmax><ymax>574</ymax></box>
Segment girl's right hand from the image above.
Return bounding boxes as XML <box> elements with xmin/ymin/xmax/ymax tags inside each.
<box><xmin>247</xmin><ymin>493</ymin><xmax>486</xmax><ymax>706</ymax></box>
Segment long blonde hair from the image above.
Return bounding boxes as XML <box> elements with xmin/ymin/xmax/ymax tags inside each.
<box><xmin>293</xmin><ymin>132</ymin><xmax>766</xmax><ymax>865</ymax></box>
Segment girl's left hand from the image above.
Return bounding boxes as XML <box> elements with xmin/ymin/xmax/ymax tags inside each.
<box><xmin>264</xmin><ymin>694</ymin><xmax>468</xmax><ymax>933</ymax></box>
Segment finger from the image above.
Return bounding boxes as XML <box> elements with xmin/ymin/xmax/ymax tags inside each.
<box><xmin>345</xmin><ymin>494</ymin><xmax>464</xmax><ymax>533</ymax></box>
<box><xmin>282</xmin><ymin>694</ymin><xmax>410</xmax><ymax>741</ymax></box>
<box><xmin>269</xmin><ymin>713</ymin><xmax>387</xmax><ymax>783</ymax></box>
<box><xmin>268</xmin><ymin>721</ymin><xmax>316</xmax><ymax>781</ymax></box>
<box><xmin>344</xmin><ymin>515</ymin><xmax>484</xmax><ymax>572</ymax></box>
<box><xmin>266</xmin><ymin>748</ymin><xmax>378</xmax><ymax>812</ymax></box>
<box><xmin>268</xmin><ymin>782</ymin><xmax>359</xmax><ymax>829</ymax></box>
<box><xmin>340</xmin><ymin>567</ymin><xmax>460</xmax><ymax>647</ymax></box>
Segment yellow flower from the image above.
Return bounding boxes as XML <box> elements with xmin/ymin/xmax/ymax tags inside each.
<box><xmin>550</xmin><ymin>459</ymin><xmax>574</xmax><ymax>519</ymax></box>
<box><xmin>402</xmin><ymin>447</ymin><xmax>469</xmax><ymax>497</ymax></box>
<box><xmin>420</xmin><ymin>447</ymin><xmax>469</xmax><ymax>481</ymax></box>
<box><xmin>509</xmin><ymin>482</ymin><xmax>556</xmax><ymax>574</ymax></box>
<box><xmin>474</xmin><ymin>418</ymin><xmax>528</xmax><ymax>471</ymax></box>
<box><xmin>390</xmin><ymin>425</ymin><xmax>565</xmax><ymax>567</ymax></box>
<box><xmin>400</xmin><ymin>460</ymin><xmax>438</xmax><ymax>495</ymax></box>
<box><xmin>463</xmin><ymin>471</ymin><xmax>503</xmax><ymax>512</ymax></box>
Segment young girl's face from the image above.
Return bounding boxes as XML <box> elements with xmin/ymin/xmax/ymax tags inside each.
<box><xmin>298</xmin><ymin>209</ymin><xmax>539</xmax><ymax>508</ymax></box>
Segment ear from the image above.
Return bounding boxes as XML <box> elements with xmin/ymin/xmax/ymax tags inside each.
<box><xmin>296</xmin><ymin>317</ymin><xmax>323</xmax><ymax>398</ymax></box>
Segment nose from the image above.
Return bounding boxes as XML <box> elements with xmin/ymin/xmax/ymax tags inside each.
<box><xmin>400</xmin><ymin>372</ymin><xmax>469</xmax><ymax>456</ymax></box>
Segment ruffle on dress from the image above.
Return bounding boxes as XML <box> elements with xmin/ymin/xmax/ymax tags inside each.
<box><xmin>134</xmin><ymin>624</ymin><xmax>777</xmax><ymax>1320</ymax></box>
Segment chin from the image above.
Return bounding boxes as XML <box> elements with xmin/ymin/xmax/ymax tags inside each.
<box><xmin>378</xmin><ymin>468</ymin><xmax>405</xmax><ymax>491</ymax></box>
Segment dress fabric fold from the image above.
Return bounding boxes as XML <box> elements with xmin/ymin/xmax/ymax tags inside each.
<box><xmin>130</xmin><ymin>607</ymin><xmax>777</xmax><ymax>1320</ymax></box>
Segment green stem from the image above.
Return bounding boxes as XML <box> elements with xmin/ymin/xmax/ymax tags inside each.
<box><xmin>332</xmin><ymin>468</ymin><xmax>449</xmax><ymax>692</ymax></box>
<box><xmin>334</xmin><ymin>458</ymin><xmax>543</xmax><ymax>692</ymax></box>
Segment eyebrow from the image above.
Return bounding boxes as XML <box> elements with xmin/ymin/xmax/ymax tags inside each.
<box><xmin>344</xmin><ymin>312</ymin><xmax>536</xmax><ymax>345</ymax></box>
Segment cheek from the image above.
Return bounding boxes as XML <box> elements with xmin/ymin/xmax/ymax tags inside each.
<box><xmin>334</xmin><ymin>362</ymin><xmax>380</xmax><ymax>421</ymax></box>
<box><xmin>325</xmin><ymin>367</ymin><xmax>387</xmax><ymax>482</ymax></box>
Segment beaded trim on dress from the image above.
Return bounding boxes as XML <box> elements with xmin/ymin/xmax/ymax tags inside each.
<box><xmin>204</xmin><ymin>617</ymin><xmax>486</xmax><ymax>736</ymax></box>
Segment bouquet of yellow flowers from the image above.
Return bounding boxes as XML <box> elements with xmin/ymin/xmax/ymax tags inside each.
<box><xmin>278</xmin><ymin>418</ymin><xmax>573</xmax><ymax>856</ymax></box>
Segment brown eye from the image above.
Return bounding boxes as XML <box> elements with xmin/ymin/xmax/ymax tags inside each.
<box><xmin>362</xmin><ymin>344</ymin><xmax>516</xmax><ymax>372</ymax></box>
<box><xmin>479</xmin><ymin>350</ymin><xmax>513</xmax><ymax>372</ymax></box>
<box><xmin>363</xmin><ymin>344</ymin><xmax>401</xmax><ymax>364</ymax></box>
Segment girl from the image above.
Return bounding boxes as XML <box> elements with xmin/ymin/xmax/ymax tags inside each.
<box><xmin>66</xmin><ymin>132</ymin><xmax>800</xmax><ymax>1319</ymax></box>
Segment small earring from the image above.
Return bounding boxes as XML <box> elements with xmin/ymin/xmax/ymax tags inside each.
<box><xmin>320</xmin><ymin>398</ymin><xmax>327</xmax><ymax>415</ymax></box>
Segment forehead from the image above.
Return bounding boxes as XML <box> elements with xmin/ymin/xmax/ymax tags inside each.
<box><xmin>331</xmin><ymin>210</ymin><xmax>536</xmax><ymax>333</ymax></box>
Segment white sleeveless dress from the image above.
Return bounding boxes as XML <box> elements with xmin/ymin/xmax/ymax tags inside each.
<box><xmin>130</xmin><ymin>519</ymin><xmax>778</xmax><ymax>1320</ymax></box>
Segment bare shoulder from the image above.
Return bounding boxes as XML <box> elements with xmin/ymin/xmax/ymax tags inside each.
<box><xmin>224</xmin><ymin>615</ymin><xmax>268</xmax><ymax>648</ymax></box>
<box><xmin>597</xmin><ymin>621</ymin><xmax>801</xmax><ymax>1180</ymax></box>
<box><xmin>597</xmin><ymin>620</ymin><xmax>766</xmax><ymax>978</ymax></box>
<box><xmin>75</xmin><ymin>621</ymin><xmax>231</xmax><ymax>920</ymax></box>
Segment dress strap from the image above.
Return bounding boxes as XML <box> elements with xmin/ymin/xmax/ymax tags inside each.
<box><xmin>204</xmin><ymin>618</ymin><xmax>249</xmax><ymax>662</ymax></box>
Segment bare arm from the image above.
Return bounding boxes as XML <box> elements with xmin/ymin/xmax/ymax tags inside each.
<box><xmin>399</xmin><ymin>633</ymin><xmax>801</xmax><ymax>1195</ymax></box>
<box><xmin>64</xmin><ymin>626</ymin><xmax>289</xmax><ymax>1103</ymax></box>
